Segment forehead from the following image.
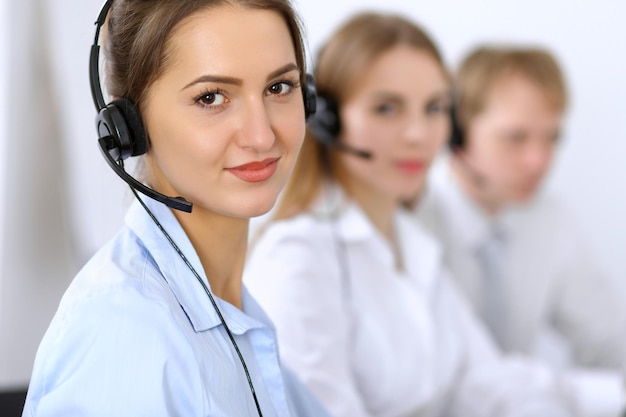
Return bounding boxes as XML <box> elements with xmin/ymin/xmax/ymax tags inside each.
<box><xmin>482</xmin><ymin>75</ymin><xmax>562</xmax><ymax>119</ymax></box>
<box><xmin>164</xmin><ymin>5</ymin><xmax>296</xmax><ymax>79</ymax></box>
<box><xmin>349</xmin><ymin>46</ymin><xmax>448</xmax><ymax>99</ymax></box>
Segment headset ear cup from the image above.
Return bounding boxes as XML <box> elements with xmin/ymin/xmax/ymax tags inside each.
<box><xmin>303</xmin><ymin>73</ymin><xmax>318</xmax><ymax>122</ymax></box>
<box><xmin>96</xmin><ymin>104</ymin><xmax>130</xmax><ymax>161</ymax></box>
<box><xmin>309</xmin><ymin>94</ymin><xmax>340</xmax><ymax>145</ymax></box>
<box><xmin>448</xmin><ymin>105</ymin><xmax>465</xmax><ymax>151</ymax></box>
<box><xmin>95</xmin><ymin>98</ymin><xmax>148</xmax><ymax>161</ymax></box>
<box><xmin>111</xmin><ymin>98</ymin><xmax>148</xmax><ymax>157</ymax></box>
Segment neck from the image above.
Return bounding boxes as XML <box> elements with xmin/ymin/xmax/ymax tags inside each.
<box><xmin>174</xmin><ymin>207</ymin><xmax>249</xmax><ymax>310</ymax></box>
<box><xmin>451</xmin><ymin>155</ymin><xmax>501</xmax><ymax>216</ymax></box>
<box><xmin>338</xmin><ymin>175</ymin><xmax>403</xmax><ymax>270</ymax></box>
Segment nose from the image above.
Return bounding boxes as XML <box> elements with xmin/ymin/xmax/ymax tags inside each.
<box><xmin>404</xmin><ymin>112</ymin><xmax>447</xmax><ymax>147</ymax></box>
<box><xmin>523</xmin><ymin>141</ymin><xmax>554</xmax><ymax>177</ymax></box>
<box><xmin>403</xmin><ymin>114</ymin><xmax>428</xmax><ymax>144</ymax></box>
<box><xmin>236</xmin><ymin>96</ymin><xmax>276</xmax><ymax>153</ymax></box>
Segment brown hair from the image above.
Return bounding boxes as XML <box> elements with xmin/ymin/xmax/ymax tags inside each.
<box><xmin>104</xmin><ymin>0</ymin><xmax>307</xmax><ymax>107</ymax></box>
<box><xmin>455</xmin><ymin>45</ymin><xmax>568</xmax><ymax>130</ymax></box>
<box><xmin>273</xmin><ymin>12</ymin><xmax>446</xmax><ymax>219</ymax></box>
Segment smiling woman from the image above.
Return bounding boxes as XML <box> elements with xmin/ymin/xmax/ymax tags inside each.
<box><xmin>21</xmin><ymin>1</ymin><xmax>329</xmax><ymax>416</ymax></box>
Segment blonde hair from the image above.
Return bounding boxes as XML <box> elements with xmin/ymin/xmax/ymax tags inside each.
<box><xmin>273</xmin><ymin>12</ymin><xmax>445</xmax><ymax>220</ymax></box>
<box><xmin>455</xmin><ymin>46</ymin><xmax>568</xmax><ymax>129</ymax></box>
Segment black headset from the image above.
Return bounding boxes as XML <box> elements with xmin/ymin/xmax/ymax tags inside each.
<box><xmin>308</xmin><ymin>93</ymin><xmax>374</xmax><ymax>160</ymax></box>
<box><xmin>308</xmin><ymin>94</ymin><xmax>340</xmax><ymax>146</ymax></box>
<box><xmin>89</xmin><ymin>0</ymin><xmax>317</xmax><ymax>213</ymax></box>
<box><xmin>448</xmin><ymin>102</ymin><xmax>465</xmax><ymax>151</ymax></box>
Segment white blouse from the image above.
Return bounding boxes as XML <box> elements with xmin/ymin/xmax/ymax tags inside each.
<box><xmin>244</xmin><ymin>186</ymin><xmax>589</xmax><ymax>417</ymax></box>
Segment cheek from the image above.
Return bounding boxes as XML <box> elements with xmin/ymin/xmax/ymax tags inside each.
<box><xmin>269</xmin><ymin>100</ymin><xmax>307</xmax><ymax>150</ymax></box>
<box><xmin>430</xmin><ymin>117</ymin><xmax>451</xmax><ymax>153</ymax></box>
<box><xmin>343</xmin><ymin>121</ymin><xmax>391</xmax><ymax>158</ymax></box>
<box><xmin>160</xmin><ymin>123</ymin><xmax>222</xmax><ymax>165</ymax></box>
<box><xmin>467</xmin><ymin>133</ymin><xmax>504</xmax><ymax>169</ymax></box>
<box><xmin>278</xmin><ymin>117</ymin><xmax>306</xmax><ymax>154</ymax></box>
<box><xmin>145</xmin><ymin>117</ymin><xmax>227</xmax><ymax>191</ymax></box>
<box><xmin>341</xmin><ymin>108</ymin><xmax>376</xmax><ymax>145</ymax></box>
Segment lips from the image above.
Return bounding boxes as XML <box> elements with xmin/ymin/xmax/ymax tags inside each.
<box><xmin>396</xmin><ymin>159</ymin><xmax>426</xmax><ymax>174</ymax></box>
<box><xmin>225</xmin><ymin>157</ymin><xmax>279</xmax><ymax>183</ymax></box>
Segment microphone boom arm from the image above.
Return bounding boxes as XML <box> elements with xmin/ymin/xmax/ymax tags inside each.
<box><xmin>98</xmin><ymin>136</ymin><xmax>193</xmax><ymax>213</ymax></box>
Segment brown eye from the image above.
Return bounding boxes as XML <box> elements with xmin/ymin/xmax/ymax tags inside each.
<box><xmin>195</xmin><ymin>91</ymin><xmax>226</xmax><ymax>108</ymax></box>
<box><xmin>266</xmin><ymin>81</ymin><xmax>295</xmax><ymax>96</ymax></box>
<box><xmin>200</xmin><ymin>93</ymin><xmax>216</xmax><ymax>104</ymax></box>
<box><xmin>426</xmin><ymin>100</ymin><xmax>450</xmax><ymax>115</ymax></box>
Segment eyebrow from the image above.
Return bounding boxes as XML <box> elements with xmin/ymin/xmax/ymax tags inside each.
<box><xmin>182</xmin><ymin>63</ymin><xmax>300</xmax><ymax>91</ymax></box>
<box><xmin>371</xmin><ymin>89</ymin><xmax>452</xmax><ymax>101</ymax></box>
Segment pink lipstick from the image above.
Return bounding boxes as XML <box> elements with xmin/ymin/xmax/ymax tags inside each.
<box><xmin>396</xmin><ymin>160</ymin><xmax>425</xmax><ymax>175</ymax></box>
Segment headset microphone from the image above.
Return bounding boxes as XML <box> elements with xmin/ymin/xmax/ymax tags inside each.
<box><xmin>98</xmin><ymin>135</ymin><xmax>193</xmax><ymax>212</ymax></box>
<box><xmin>309</xmin><ymin>94</ymin><xmax>373</xmax><ymax>160</ymax></box>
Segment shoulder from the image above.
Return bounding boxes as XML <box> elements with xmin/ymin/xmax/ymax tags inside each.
<box><xmin>508</xmin><ymin>192</ymin><xmax>581</xmax><ymax>239</ymax></box>
<box><xmin>26</xmin><ymin>247</ymin><xmax>204</xmax><ymax>416</ymax></box>
<box><xmin>61</xmin><ymin>226</ymin><xmax>173</xmax><ymax>313</ymax></box>
<box><xmin>31</xmin><ymin>226</ymin><xmax>199</xmax><ymax>394</ymax></box>
<box><xmin>244</xmin><ymin>212</ymin><xmax>344</xmax><ymax>304</ymax></box>
<box><xmin>249</xmin><ymin>212</ymin><xmax>338</xmax><ymax>264</ymax></box>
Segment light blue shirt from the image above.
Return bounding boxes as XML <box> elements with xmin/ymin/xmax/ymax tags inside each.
<box><xmin>23</xmin><ymin>196</ymin><xmax>329</xmax><ymax>417</ymax></box>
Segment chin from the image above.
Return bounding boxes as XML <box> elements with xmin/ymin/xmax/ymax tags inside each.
<box><xmin>238</xmin><ymin>196</ymin><xmax>279</xmax><ymax>219</ymax></box>
<box><xmin>398</xmin><ymin>180</ymin><xmax>426</xmax><ymax>202</ymax></box>
<box><xmin>509</xmin><ymin>190</ymin><xmax>536</xmax><ymax>205</ymax></box>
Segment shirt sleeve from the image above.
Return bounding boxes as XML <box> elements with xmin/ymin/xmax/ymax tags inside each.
<box><xmin>549</xmin><ymin>229</ymin><xmax>626</xmax><ymax>416</ymax></box>
<box><xmin>552</xmin><ymin>228</ymin><xmax>626</xmax><ymax>373</ymax></box>
<box><xmin>244</xmin><ymin>220</ymin><xmax>374</xmax><ymax>417</ymax></box>
<box><xmin>439</xmin><ymin>270</ymin><xmax>581</xmax><ymax>417</ymax></box>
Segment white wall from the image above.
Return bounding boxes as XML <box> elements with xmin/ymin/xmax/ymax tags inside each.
<box><xmin>1</xmin><ymin>0</ymin><xmax>624</xmax><ymax>388</ymax></box>
<box><xmin>0</xmin><ymin>0</ymin><xmax>76</xmax><ymax>389</ymax></box>
<box><xmin>0</xmin><ymin>0</ymin><xmax>8</xmax><ymax>338</ymax></box>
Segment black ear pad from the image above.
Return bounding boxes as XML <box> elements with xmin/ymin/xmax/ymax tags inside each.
<box><xmin>303</xmin><ymin>73</ymin><xmax>317</xmax><ymax>122</ymax></box>
<box><xmin>95</xmin><ymin>97</ymin><xmax>148</xmax><ymax>161</ymax></box>
<box><xmin>308</xmin><ymin>94</ymin><xmax>340</xmax><ymax>145</ymax></box>
<box><xmin>448</xmin><ymin>105</ymin><xmax>465</xmax><ymax>151</ymax></box>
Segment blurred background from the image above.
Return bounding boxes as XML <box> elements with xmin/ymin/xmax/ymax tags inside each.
<box><xmin>0</xmin><ymin>0</ymin><xmax>624</xmax><ymax>411</ymax></box>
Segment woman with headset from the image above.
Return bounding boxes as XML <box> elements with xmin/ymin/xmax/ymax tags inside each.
<box><xmin>22</xmin><ymin>1</ymin><xmax>329</xmax><ymax>416</ymax></box>
<box><xmin>244</xmin><ymin>12</ymin><xmax>614</xmax><ymax>417</ymax></box>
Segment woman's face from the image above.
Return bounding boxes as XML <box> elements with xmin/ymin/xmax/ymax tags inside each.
<box><xmin>462</xmin><ymin>75</ymin><xmax>562</xmax><ymax>204</ymax></box>
<box><xmin>337</xmin><ymin>46</ymin><xmax>450</xmax><ymax>203</ymax></box>
<box><xmin>141</xmin><ymin>5</ymin><xmax>305</xmax><ymax>219</ymax></box>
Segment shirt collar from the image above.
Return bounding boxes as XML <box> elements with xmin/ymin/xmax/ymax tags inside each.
<box><xmin>309</xmin><ymin>183</ymin><xmax>375</xmax><ymax>243</ymax></box>
<box><xmin>125</xmin><ymin>195</ymin><xmax>267</xmax><ymax>334</ymax></box>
